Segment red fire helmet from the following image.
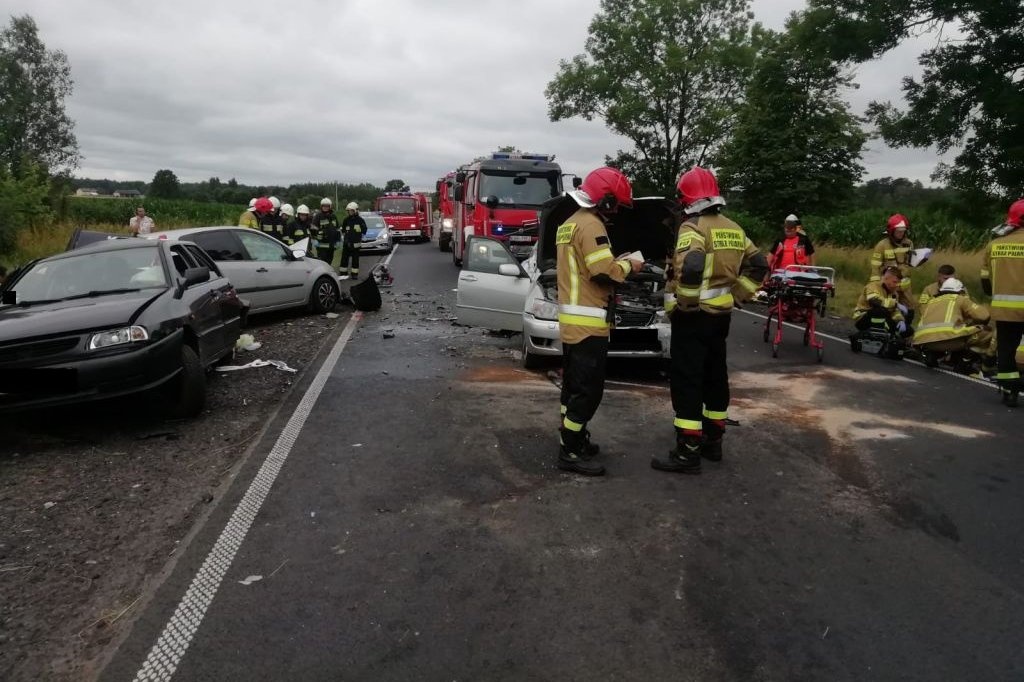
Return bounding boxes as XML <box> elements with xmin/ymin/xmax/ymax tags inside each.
<box><xmin>677</xmin><ymin>166</ymin><xmax>725</xmax><ymax>213</ymax></box>
<box><xmin>254</xmin><ymin>197</ymin><xmax>273</xmax><ymax>213</ymax></box>
<box><xmin>1005</xmin><ymin>199</ymin><xmax>1024</xmax><ymax>228</ymax></box>
<box><xmin>575</xmin><ymin>167</ymin><xmax>633</xmax><ymax>211</ymax></box>
<box><xmin>886</xmin><ymin>213</ymin><xmax>910</xmax><ymax>237</ymax></box>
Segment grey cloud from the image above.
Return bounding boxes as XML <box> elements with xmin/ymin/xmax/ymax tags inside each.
<box><xmin>9</xmin><ymin>0</ymin><xmax>949</xmax><ymax>189</ymax></box>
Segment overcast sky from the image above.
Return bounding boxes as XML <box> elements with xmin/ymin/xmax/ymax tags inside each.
<box><xmin>9</xmin><ymin>0</ymin><xmax>948</xmax><ymax>190</ymax></box>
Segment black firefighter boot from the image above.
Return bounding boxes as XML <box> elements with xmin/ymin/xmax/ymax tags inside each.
<box><xmin>651</xmin><ymin>430</ymin><xmax>702</xmax><ymax>474</ymax></box>
<box><xmin>1001</xmin><ymin>386</ymin><xmax>1020</xmax><ymax>408</ymax></box>
<box><xmin>558</xmin><ymin>428</ymin><xmax>600</xmax><ymax>459</ymax></box>
<box><xmin>701</xmin><ymin>422</ymin><xmax>724</xmax><ymax>462</ymax></box>
<box><xmin>557</xmin><ymin>428</ymin><xmax>606</xmax><ymax>476</ymax></box>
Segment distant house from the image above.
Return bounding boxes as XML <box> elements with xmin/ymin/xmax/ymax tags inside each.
<box><xmin>113</xmin><ymin>189</ymin><xmax>143</xmax><ymax>198</ymax></box>
<box><xmin>75</xmin><ymin>188</ymin><xmax>101</xmax><ymax>197</ymax></box>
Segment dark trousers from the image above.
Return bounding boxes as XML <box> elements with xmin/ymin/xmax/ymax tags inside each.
<box><xmin>560</xmin><ymin>336</ymin><xmax>609</xmax><ymax>431</ymax></box>
<box><xmin>670</xmin><ymin>311</ymin><xmax>731</xmax><ymax>436</ymax></box>
<box><xmin>995</xmin><ymin>320</ymin><xmax>1024</xmax><ymax>388</ymax></box>
<box><xmin>339</xmin><ymin>242</ymin><xmax>360</xmax><ymax>275</ymax></box>
<box><xmin>316</xmin><ymin>246</ymin><xmax>335</xmax><ymax>264</ymax></box>
<box><xmin>855</xmin><ymin>307</ymin><xmax>912</xmax><ymax>335</ymax></box>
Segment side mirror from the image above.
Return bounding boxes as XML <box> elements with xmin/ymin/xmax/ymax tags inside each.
<box><xmin>435</xmin><ymin>180</ymin><xmax>442</xmax><ymax>192</ymax></box>
<box><xmin>455</xmin><ymin>171</ymin><xmax>466</xmax><ymax>183</ymax></box>
<box><xmin>175</xmin><ymin>266</ymin><xmax>210</xmax><ymax>299</ymax></box>
<box><xmin>572</xmin><ymin>176</ymin><xmax>583</xmax><ymax>188</ymax></box>
<box><xmin>1</xmin><ymin>290</ymin><xmax>15</xmax><ymax>305</ymax></box>
<box><xmin>484</xmin><ymin>195</ymin><xmax>499</xmax><ymax>209</ymax></box>
<box><xmin>453</xmin><ymin>184</ymin><xmax>464</xmax><ymax>202</ymax></box>
<box><xmin>292</xmin><ymin>250</ymin><xmax>305</xmax><ymax>259</ymax></box>
<box><xmin>498</xmin><ymin>263</ymin><xmax>522</xmax><ymax>278</ymax></box>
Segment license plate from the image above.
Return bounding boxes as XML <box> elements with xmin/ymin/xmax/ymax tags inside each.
<box><xmin>399</xmin><ymin>230</ymin><xmax>419</xmax><ymax>237</ymax></box>
<box><xmin>509</xmin><ymin>235</ymin><xmax>533</xmax><ymax>243</ymax></box>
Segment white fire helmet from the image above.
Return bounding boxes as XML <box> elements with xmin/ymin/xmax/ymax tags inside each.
<box><xmin>320</xmin><ymin>198</ymin><xmax>332</xmax><ymax>208</ymax></box>
<box><xmin>297</xmin><ymin>204</ymin><xmax>310</xmax><ymax>215</ymax></box>
<box><xmin>280</xmin><ymin>203</ymin><xmax>295</xmax><ymax>218</ymax></box>
<box><xmin>939</xmin><ymin>277</ymin><xmax>965</xmax><ymax>294</ymax></box>
<box><xmin>346</xmin><ymin>201</ymin><xmax>359</xmax><ymax>211</ymax></box>
<box><xmin>268</xmin><ymin>196</ymin><xmax>281</xmax><ymax>210</ymax></box>
<box><xmin>247</xmin><ymin>198</ymin><xmax>257</xmax><ymax>210</ymax></box>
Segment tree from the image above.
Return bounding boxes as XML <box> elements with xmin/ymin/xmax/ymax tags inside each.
<box><xmin>0</xmin><ymin>159</ymin><xmax>52</xmax><ymax>252</ymax></box>
<box><xmin>149</xmin><ymin>169</ymin><xmax>181</xmax><ymax>199</ymax></box>
<box><xmin>384</xmin><ymin>179</ymin><xmax>408</xmax><ymax>192</ymax></box>
<box><xmin>795</xmin><ymin>1</ymin><xmax>1024</xmax><ymax>197</ymax></box>
<box><xmin>545</xmin><ymin>0</ymin><xmax>761</xmax><ymax>195</ymax></box>
<box><xmin>718</xmin><ymin>33</ymin><xmax>866</xmax><ymax>222</ymax></box>
<box><xmin>0</xmin><ymin>15</ymin><xmax>79</xmax><ymax>176</ymax></box>
<box><xmin>497</xmin><ymin>145</ymin><xmax>522</xmax><ymax>153</ymax></box>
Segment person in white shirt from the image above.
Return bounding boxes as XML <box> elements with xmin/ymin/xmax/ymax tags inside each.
<box><xmin>129</xmin><ymin>206</ymin><xmax>155</xmax><ymax>236</ymax></box>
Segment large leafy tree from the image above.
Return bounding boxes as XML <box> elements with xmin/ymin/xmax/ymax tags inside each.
<box><xmin>718</xmin><ymin>34</ymin><xmax>866</xmax><ymax>222</ymax></box>
<box><xmin>545</xmin><ymin>0</ymin><xmax>761</xmax><ymax>195</ymax></box>
<box><xmin>384</xmin><ymin>179</ymin><xmax>408</xmax><ymax>192</ymax></box>
<box><xmin>0</xmin><ymin>15</ymin><xmax>79</xmax><ymax>176</ymax></box>
<box><xmin>795</xmin><ymin>1</ymin><xmax>1024</xmax><ymax>197</ymax></box>
<box><xmin>149</xmin><ymin>169</ymin><xmax>181</xmax><ymax>199</ymax></box>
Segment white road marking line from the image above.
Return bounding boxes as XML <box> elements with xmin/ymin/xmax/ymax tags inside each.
<box><xmin>382</xmin><ymin>243</ymin><xmax>399</xmax><ymax>267</ymax></box>
<box><xmin>736</xmin><ymin>307</ymin><xmax>996</xmax><ymax>389</ymax></box>
<box><xmin>132</xmin><ymin>312</ymin><xmax>363</xmax><ymax>682</ymax></box>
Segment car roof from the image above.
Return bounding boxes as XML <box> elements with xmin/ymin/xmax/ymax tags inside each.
<box><xmin>147</xmin><ymin>226</ymin><xmax>241</xmax><ymax>240</ymax></box>
<box><xmin>44</xmin><ymin>238</ymin><xmax>163</xmax><ymax>262</ymax></box>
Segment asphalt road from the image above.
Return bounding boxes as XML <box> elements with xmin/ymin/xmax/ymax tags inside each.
<box><xmin>102</xmin><ymin>243</ymin><xmax>1024</xmax><ymax>682</ymax></box>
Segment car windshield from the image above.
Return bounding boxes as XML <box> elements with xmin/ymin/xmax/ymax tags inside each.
<box><xmin>377</xmin><ymin>198</ymin><xmax>416</xmax><ymax>214</ymax></box>
<box><xmin>479</xmin><ymin>172</ymin><xmax>560</xmax><ymax>208</ymax></box>
<box><xmin>364</xmin><ymin>216</ymin><xmax>386</xmax><ymax>231</ymax></box>
<box><xmin>10</xmin><ymin>246</ymin><xmax>168</xmax><ymax>304</ymax></box>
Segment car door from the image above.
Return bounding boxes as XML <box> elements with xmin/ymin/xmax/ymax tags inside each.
<box><xmin>168</xmin><ymin>244</ymin><xmax>224</xmax><ymax>364</ymax></box>
<box><xmin>456</xmin><ymin>236</ymin><xmax>532</xmax><ymax>332</ymax></box>
<box><xmin>185</xmin><ymin>244</ymin><xmax>244</xmax><ymax>349</ymax></box>
<box><xmin>234</xmin><ymin>230</ymin><xmax>309</xmax><ymax>309</ymax></box>
<box><xmin>185</xmin><ymin>229</ymin><xmax>270</xmax><ymax>310</ymax></box>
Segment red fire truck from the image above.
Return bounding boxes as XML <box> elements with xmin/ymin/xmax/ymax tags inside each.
<box><xmin>435</xmin><ymin>171</ymin><xmax>456</xmax><ymax>252</ymax></box>
<box><xmin>450</xmin><ymin>152</ymin><xmax>566</xmax><ymax>266</ymax></box>
<box><xmin>375</xmin><ymin>191</ymin><xmax>433</xmax><ymax>243</ymax></box>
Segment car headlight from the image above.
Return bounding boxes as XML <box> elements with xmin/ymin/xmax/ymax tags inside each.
<box><xmin>529</xmin><ymin>298</ymin><xmax>559</xmax><ymax>321</ymax></box>
<box><xmin>442</xmin><ymin>218</ymin><xmax>453</xmax><ymax>229</ymax></box>
<box><xmin>88</xmin><ymin>326</ymin><xmax>149</xmax><ymax>350</ymax></box>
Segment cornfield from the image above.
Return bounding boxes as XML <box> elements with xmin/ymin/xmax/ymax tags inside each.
<box><xmin>62</xmin><ymin>197</ymin><xmax>240</xmax><ymax>228</ymax></box>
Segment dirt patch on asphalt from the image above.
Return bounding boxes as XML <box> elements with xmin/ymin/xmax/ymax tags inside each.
<box><xmin>0</xmin><ymin>310</ymin><xmax>343</xmax><ymax>681</ymax></box>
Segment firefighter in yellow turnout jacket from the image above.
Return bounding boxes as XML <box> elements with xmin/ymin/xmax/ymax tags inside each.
<box><xmin>870</xmin><ymin>214</ymin><xmax>918</xmax><ymax>319</ymax></box>
<box><xmin>555</xmin><ymin>167</ymin><xmax>642</xmax><ymax>476</ymax></box>
<box><xmin>652</xmin><ymin>167</ymin><xmax>767</xmax><ymax>475</ymax></box>
<box><xmin>912</xmin><ymin>277</ymin><xmax>993</xmax><ymax>366</ymax></box>
<box><xmin>982</xmin><ymin>199</ymin><xmax>1024</xmax><ymax>407</ymax></box>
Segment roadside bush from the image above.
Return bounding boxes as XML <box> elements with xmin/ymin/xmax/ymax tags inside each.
<box><xmin>0</xmin><ymin>162</ymin><xmax>53</xmax><ymax>255</ymax></box>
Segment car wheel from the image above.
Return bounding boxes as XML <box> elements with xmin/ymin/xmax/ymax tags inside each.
<box><xmin>309</xmin><ymin>275</ymin><xmax>339</xmax><ymax>313</ymax></box>
<box><xmin>168</xmin><ymin>344</ymin><xmax>206</xmax><ymax>419</ymax></box>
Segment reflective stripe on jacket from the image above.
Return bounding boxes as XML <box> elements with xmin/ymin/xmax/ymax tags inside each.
<box><xmin>870</xmin><ymin>236</ymin><xmax>914</xmax><ymax>281</ymax></box>
<box><xmin>556</xmin><ymin>208</ymin><xmax>629</xmax><ymax>344</ymax></box>
<box><xmin>853</xmin><ymin>281</ymin><xmax>903</xmax><ymax>321</ymax></box>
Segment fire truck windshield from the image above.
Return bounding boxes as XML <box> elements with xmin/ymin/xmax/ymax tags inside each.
<box><xmin>378</xmin><ymin>198</ymin><xmax>416</xmax><ymax>214</ymax></box>
<box><xmin>478</xmin><ymin>172</ymin><xmax>559</xmax><ymax>208</ymax></box>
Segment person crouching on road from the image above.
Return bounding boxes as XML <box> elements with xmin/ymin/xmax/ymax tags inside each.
<box><xmin>339</xmin><ymin>202</ymin><xmax>366</xmax><ymax>280</ymax></box>
<box><xmin>652</xmin><ymin>167</ymin><xmax>767</xmax><ymax>475</ymax></box>
<box><xmin>312</xmin><ymin>198</ymin><xmax>340</xmax><ymax>265</ymax></box>
<box><xmin>981</xmin><ymin>199</ymin><xmax>1024</xmax><ymax>407</ymax></box>
<box><xmin>919</xmin><ymin>264</ymin><xmax>956</xmax><ymax>306</ymax></box>
<box><xmin>912</xmin><ymin>277</ymin><xmax>994</xmax><ymax>369</ymax></box>
<box><xmin>852</xmin><ymin>267</ymin><xmax>912</xmax><ymax>339</ymax></box>
<box><xmin>555</xmin><ymin>167</ymin><xmax>643</xmax><ymax>476</ymax></box>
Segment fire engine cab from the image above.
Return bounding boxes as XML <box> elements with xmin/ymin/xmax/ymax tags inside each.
<box><xmin>435</xmin><ymin>171</ymin><xmax>456</xmax><ymax>252</ymax></box>
<box><xmin>375</xmin><ymin>191</ymin><xmax>433</xmax><ymax>243</ymax></box>
<box><xmin>450</xmin><ymin>152</ymin><xmax>566</xmax><ymax>266</ymax></box>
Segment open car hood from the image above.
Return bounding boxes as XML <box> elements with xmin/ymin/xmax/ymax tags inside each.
<box><xmin>535</xmin><ymin>196</ymin><xmax>681</xmax><ymax>272</ymax></box>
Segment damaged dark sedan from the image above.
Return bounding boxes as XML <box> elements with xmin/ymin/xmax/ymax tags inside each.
<box><xmin>0</xmin><ymin>239</ymin><xmax>245</xmax><ymax>417</ymax></box>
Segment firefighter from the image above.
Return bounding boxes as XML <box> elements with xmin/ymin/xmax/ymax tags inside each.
<box><xmin>652</xmin><ymin>167</ymin><xmax>767</xmax><ymax>475</ymax></box>
<box><xmin>981</xmin><ymin>199</ymin><xmax>1024</xmax><ymax>407</ymax></box>
<box><xmin>870</xmin><ymin>214</ymin><xmax>918</xmax><ymax>322</ymax></box>
<box><xmin>239</xmin><ymin>197</ymin><xmax>262</xmax><ymax>229</ymax></box>
<box><xmin>851</xmin><ymin>266</ymin><xmax>912</xmax><ymax>340</ymax></box>
<box><xmin>241</xmin><ymin>197</ymin><xmax>273</xmax><ymax>231</ymax></box>
<box><xmin>555</xmin><ymin>166</ymin><xmax>643</xmax><ymax>476</ymax></box>
<box><xmin>279</xmin><ymin>204</ymin><xmax>297</xmax><ymax>245</ymax></box>
<box><xmin>912</xmin><ymin>277</ymin><xmax>993</xmax><ymax>369</ymax></box>
<box><xmin>312</xmin><ymin>198</ymin><xmax>340</xmax><ymax>265</ymax></box>
<box><xmin>288</xmin><ymin>204</ymin><xmax>314</xmax><ymax>255</ymax></box>
<box><xmin>918</xmin><ymin>264</ymin><xmax>956</xmax><ymax>306</ymax></box>
<box><xmin>767</xmin><ymin>214</ymin><xmax>815</xmax><ymax>271</ymax></box>
<box><xmin>339</xmin><ymin>201</ymin><xmax>366</xmax><ymax>280</ymax></box>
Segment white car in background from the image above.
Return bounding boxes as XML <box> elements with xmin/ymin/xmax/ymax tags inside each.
<box><xmin>456</xmin><ymin>196</ymin><xmax>678</xmax><ymax>368</ymax></box>
<box><xmin>147</xmin><ymin>227</ymin><xmax>341</xmax><ymax>315</ymax></box>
